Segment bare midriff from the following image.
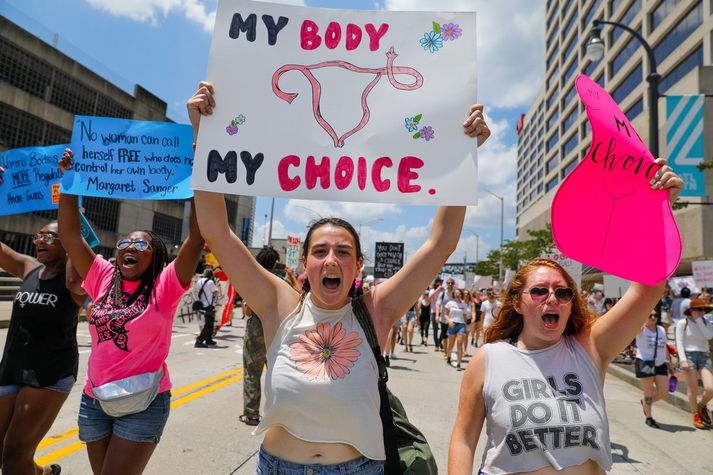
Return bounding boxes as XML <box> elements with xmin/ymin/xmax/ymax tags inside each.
<box><xmin>520</xmin><ymin>459</ymin><xmax>605</xmax><ymax>475</ymax></box>
<box><xmin>262</xmin><ymin>426</ymin><xmax>364</xmax><ymax>464</ymax></box>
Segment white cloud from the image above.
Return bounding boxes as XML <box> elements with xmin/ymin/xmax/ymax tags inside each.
<box><xmin>284</xmin><ymin>199</ymin><xmax>402</xmax><ymax>224</ymax></box>
<box><xmin>382</xmin><ymin>0</ymin><xmax>545</xmax><ymax>109</ymax></box>
<box><xmin>85</xmin><ymin>0</ymin><xmax>216</xmax><ymax>31</ymax></box>
<box><xmin>251</xmin><ymin>218</ymin><xmax>294</xmax><ymax>248</ymax></box>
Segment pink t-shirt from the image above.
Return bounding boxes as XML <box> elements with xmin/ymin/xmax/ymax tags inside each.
<box><xmin>82</xmin><ymin>256</ymin><xmax>189</xmax><ymax>397</ymax></box>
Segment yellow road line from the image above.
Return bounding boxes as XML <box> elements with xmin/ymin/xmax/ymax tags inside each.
<box><xmin>35</xmin><ymin>368</ymin><xmax>245</xmax><ymax>464</ymax></box>
<box><xmin>36</xmin><ymin>427</ymin><xmax>79</xmax><ymax>450</ymax></box>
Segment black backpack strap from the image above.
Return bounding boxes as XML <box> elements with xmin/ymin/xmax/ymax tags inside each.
<box><xmin>351</xmin><ymin>296</ymin><xmax>400</xmax><ymax>474</ymax></box>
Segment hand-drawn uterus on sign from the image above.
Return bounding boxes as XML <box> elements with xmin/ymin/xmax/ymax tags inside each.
<box><xmin>271</xmin><ymin>47</ymin><xmax>423</xmax><ymax>148</ymax></box>
<box><xmin>550</xmin><ymin>75</ymin><xmax>681</xmax><ymax>285</ymax></box>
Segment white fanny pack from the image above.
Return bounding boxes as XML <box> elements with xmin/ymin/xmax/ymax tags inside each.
<box><xmin>91</xmin><ymin>367</ymin><xmax>164</xmax><ymax>418</ymax></box>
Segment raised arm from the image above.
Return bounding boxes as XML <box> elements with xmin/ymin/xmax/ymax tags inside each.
<box><xmin>172</xmin><ymin>199</ymin><xmax>205</xmax><ymax>287</ymax></box>
<box><xmin>0</xmin><ymin>241</ymin><xmax>38</xmax><ymax>280</ymax></box>
<box><xmin>57</xmin><ymin>149</ymin><xmax>95</xmax><ymax>278</ymax></box>
<box><xmin>585</xmin><ymin>159</ymin><xmax>683</xmax><ymax>368</ymax></box>
<box><xmin>188</xmin><ymin>82</ymin><xmax>299</xmax><ymax>331</ymax></box>
<box><xmin>367</xmin><ymin>105</ymin><xmax>490</xmax><ymax>337</ymax></box>
<box><xmin>448</xmin><ymin>348</ymin><xmax>486</xmax><ymax>474</ymax></box>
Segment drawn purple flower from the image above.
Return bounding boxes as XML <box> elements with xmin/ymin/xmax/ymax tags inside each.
<box><xmin>226</xmin><ymin>124</ymin><xmax>238</xmax><ymax>136</ymax></box>
<box><xmin>441</xmin><ymin>23</ymin><xmax>462</xmax><ymax>41</ymax></box>
<box><xmin>419</xmin><ymin>126</ymin><xmax>435</xmax><ymax>141</ymax></box>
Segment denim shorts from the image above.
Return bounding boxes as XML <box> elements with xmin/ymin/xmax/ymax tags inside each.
<box><xmin>685</xmin><ymin>351</ymin><xmax>712</xmax><ymax>371</ymax></box>
<box><xmin>256</xmin><ymin>446</ymin><xmax>384</xmax><ymax>474</ymax></box>
<box><xmin>447</xmin><ymin>322</ymin><xmax>466</xmax><ymax>335</ymax></box>
<box><xmin>78</xmin><ymin>391</ymin><xmax>171</xmax><ymax>444</ymax></box>
<box><xmin>0</xmin><ymin>374</ymin><xmax>75</xmax><ymax>397</ymax></box>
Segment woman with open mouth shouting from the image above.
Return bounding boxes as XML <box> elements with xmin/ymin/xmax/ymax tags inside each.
<box><xmin>448</xmin><ymin>162</ymin><xmax>683</xmax><ymax>475</ymax></box>
<box><xmin>57</xmin><ymin>150</ymin><xmax>205</xmax><ymax>475</ymax></box>
<box><xmin>0</xmin><ymin>210</ymin><xmax>85</xmax><ymax>475</ymax></box>
<box><xmin>187</xmin><ymin>81</ymin><xmax>491</xmax><ymax>474</ymax></box>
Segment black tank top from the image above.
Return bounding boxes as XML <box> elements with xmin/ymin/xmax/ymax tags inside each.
<box><xmin>0</xmin><ymin>266</ymin><xmax>79</xmax><ymax>387</ymax></box>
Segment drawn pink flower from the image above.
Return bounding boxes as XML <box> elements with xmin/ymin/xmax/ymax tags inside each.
<box><xmin>289</xmin><ymin>322</ymin><xmax>363</xmax><ymax>381</ymax></box>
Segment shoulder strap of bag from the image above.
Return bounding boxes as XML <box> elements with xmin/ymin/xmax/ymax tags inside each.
<box><xmin>351</xmin><ymin>296</ymin><xmax>401</xmax><ymax>474</ymax></box>
<box><xmin>652</xmin><ymin>326</ymin><xmax>659</xmax><ymax>360</ymax></box>
<box><xmin>198</xmin><ymin>279</ymin><xmax>209</xmax><ymax>303</ymax></box>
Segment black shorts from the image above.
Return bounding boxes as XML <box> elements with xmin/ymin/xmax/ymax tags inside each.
<box><xmin>634</xmin><ymin>359</ymin><xmax>668</xmax><ymax>378</ymax></box>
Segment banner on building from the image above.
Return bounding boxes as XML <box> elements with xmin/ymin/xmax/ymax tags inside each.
<box><xmin>61</xmin><ymin>116</ymin><xmax>194</xmax><ymax>200</ymax></box>
<box><xmin>374</xmin><ymin>242</ymin><xmax>404</xmax><ymax>278</ymax></box>
<box><xmin>192</xmin><ymin>0</ymin><xmax>478</xmax><ymax>205</ymax></box>
<box><xmin>0</xmin><ymin>145</ymin><xmax>67</xmax><ymax>216</ymax></box>
<box><xmin>666</xmin><ymin>95</ymin><xmax>705</xmax><ymax>197</ymax></box>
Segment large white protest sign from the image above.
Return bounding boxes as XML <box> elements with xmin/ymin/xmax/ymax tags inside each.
<box><xmin>193</xmin><ymin>0</ymin><xmax>477</xmax><ymax>205</ymax></box>
<box><xmin>603</xmin><ymin>274</ymin><xmax>630</xmax><ymax>299</ymax></box>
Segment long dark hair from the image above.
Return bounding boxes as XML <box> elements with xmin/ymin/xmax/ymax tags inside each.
<box><xmin>301</xmin><ymin>218</ymin><xmax>362</xmax><ymax>298</ymax></box>
<box><xmin>484</xmin><ymin>259</ymin><xmax>593</xmax><ymax>343</ymax></box>
<box><xmin>100</xmin><ymin>230</ymin><xmax>169</xmax><ymax>311</ymax></box>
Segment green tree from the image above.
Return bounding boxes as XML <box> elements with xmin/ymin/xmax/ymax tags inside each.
<box><xmin>473</xmin><ymin>224</ymin><xmax>556</xmax><ymax>279</ymax></box>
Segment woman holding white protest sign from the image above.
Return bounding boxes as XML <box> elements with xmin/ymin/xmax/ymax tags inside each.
<box><xmin>0</xmin><ymin>209</ymin><xmax>85</xmax><ymax>475</ymax></box>
<box><xmin>448</xmin><ymin>161</ymin><xmax>683</xmax><ymax>474</ymax></box>
<box><xmin>56</xmin><ymin>153</ymin><xmax>205</xmax><ymax>475</ymax></box>
<box><xmin>188</xmin><ymin>81</ymin><xmax>490</xmax><ymax>473</ymax></box>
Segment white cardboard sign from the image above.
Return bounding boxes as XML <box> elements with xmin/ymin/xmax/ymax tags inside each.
<box><xmin>692</xmin><ymin>260</ymin><xmax>713</xmax><ymax>288</ymax></box>
<box><xmin>541</xmin><ymin>252</ymin><xmax>583</xmax><ymax>288</ymax></box>
<box><xmin>603</xmin><ymin>274</ymin><xmax>631</xmax><ymax>298</ymax></box>
<box><xmin>192</xmin><ymin>0</ymin><xmax>478</xmax><ymax>205</ymax></box>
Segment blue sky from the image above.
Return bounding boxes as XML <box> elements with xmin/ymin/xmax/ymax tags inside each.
<box><xmin>1</xmin><ymin>0</ymin><xmax>546</xmax><ymax>266</ymax></box>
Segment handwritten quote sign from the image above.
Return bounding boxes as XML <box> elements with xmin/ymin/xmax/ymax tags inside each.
<box><xmin>61</xmin><ymin>116</ymin><xmax>194</xmax><ymax>200</ymax></box>
<box><xmin>374</xmin><ymin>242</ymin><xmax>404</xmax><ymax>278</ymax></box>
<box><xmin>192</xmin><ymin>0</ymin><xmax>478</xmax><ymax>205</ymax></box>
<box><xmin>0</xmin><ymin>145</ymin><xmax>67</xmax><ymax>216</ymax></box>
<box><xmin>285</xmin><ymin>235</ymin><xmax>301</xmax><ymax>270</ymax></box>
<box><xmin>551</xmin><ymin>75</ymin><xmax>682</xmax><ymax>286</ymax></box>
<box><xmin>541</xmin><ymin>252</ymin><xmax>582</xmax><ymax>288</ymax></box>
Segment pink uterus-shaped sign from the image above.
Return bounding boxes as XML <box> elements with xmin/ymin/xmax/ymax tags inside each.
<box><xmin>272</xmin><ymin>47</ymin><xmax>423</xmax><ymax>148</ymax></box>
<box><xmin>550</xmin><ymin>75</ymin><xmax>681</xmax><ymax>285</ymax></box>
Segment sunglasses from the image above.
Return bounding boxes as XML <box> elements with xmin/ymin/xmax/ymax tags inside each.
<box><xmin>116</xmin><ymin>239</ymin><xmax>151</xmax><ymax>251</ymax></box>
<box><xmin>32</xmin><ymin>233</ymin><xmax>60</xmax><ymax>245</ymax></box>
<box><xmin>522</xmin><ymin>287</ymin><xmax>574</xmax><ymax>304</ymax></box>
<box><xmin>648</xmin><ymin>315</ymin><xmax>658</xmax><ymax>319</ymax></box>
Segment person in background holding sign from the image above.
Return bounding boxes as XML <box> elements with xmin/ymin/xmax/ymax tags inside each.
<box><xmin>675</xmin><ymin>298</ymin><xmax>713</xmax><ymax>429</ymax></box>
<box><xmin>0</xmin><ymin>213</ymin><xmax>85</xmax><ymax>475</ymax></box>
<box><xmin>57</xmin><ymin>149</ymin><xmax>205</xmax><ymax>475</ymax></box>
<box><xmin>188</xmin><ymin>81</ymin><xmax>490</xmax><ymax>473</ymax></box>
<box><xmin>448</xmin><ymin>161</ymin><xmax>683</xmax><ymax>474</ymax></box>
<box><xmin>634</xmin><ymin>310</ymin><xmax>672</xmax><ymax>428</ymax></box>
<box><xmin>194</xmin><ymin>268</ymin><xmax>219</xmax><ymax>348</ymax></box>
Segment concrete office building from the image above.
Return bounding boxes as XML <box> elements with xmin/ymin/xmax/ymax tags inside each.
<box><xmin>0</xmin><ymin>15</ymin><xmax>256</xmax><ymax>259</ymax></box>
<box><xmin>516</xmin><ymin>0</ymin><xmax>713</xmax><ymax>275</ymax></box>
<box><xmin>0</xmin><ymin>16</ymin><xmax>256</xmax><ymax>320</ymax></box>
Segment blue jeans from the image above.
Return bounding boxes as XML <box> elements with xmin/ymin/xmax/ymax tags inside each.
<box><xmin>685</xmin><ymin>351</ymin><xmax>712</xmax><ymax>371</ymax></box>
<box><xmin>0</xmin><ymin>374</ymin><xmax>75</xmax><ymax>397</ymax></box>
<box><xmin>256</xmin><ymin>446</ymin><xmax>384</xmax><ymax>474</ymax></box>
<box><xmin>78</xmin><ymin>391</ymin><xmax>171</xmax><ymax>443</ymax></box>
<box><xmin>447</xmin><ymin>322</ymin><xmax>466</xmax><ymax>335</ymax></box>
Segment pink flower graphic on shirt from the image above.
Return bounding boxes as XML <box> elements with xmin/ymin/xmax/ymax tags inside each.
<box><xmin>289</xmin><ymin>322</ymin><xmax>362</xmax><ymax>381</ymax></box>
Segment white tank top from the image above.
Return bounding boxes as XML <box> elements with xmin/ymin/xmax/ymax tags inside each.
<box><xmin>254</xmin><ymin>294</ymin><xmax>384</xmax><ymax>460</ymax></box>
<box><xmin>481</xmin><ymin>336</ymin><xmax>612</xmax><ymax>474</ymax></box>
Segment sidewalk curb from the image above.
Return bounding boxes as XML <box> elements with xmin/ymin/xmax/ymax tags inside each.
<box><xmin>606</xmin><ymin>364</ymin><xmax>691</xmax><ymax>413</ymax></box>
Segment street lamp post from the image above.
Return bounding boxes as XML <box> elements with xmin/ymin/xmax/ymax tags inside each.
<box><xmin>484</xmin><ymin>190</ymin><xmax>504</xmax><ymax>284</ymax></box>
<box><xmin>585</xmin><ymin>20</ymin><xmax>660</xmax><ymax>157</ymax></box>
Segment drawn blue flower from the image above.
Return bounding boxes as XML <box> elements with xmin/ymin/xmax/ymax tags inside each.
<box><xmin>405</xmin><ymin>117</ymin><xmax>418</xmax><ymax>132</ymax></box>
<box><xmin>419</xmin><ymin>31</ymin><xmax>443</xmax><ymax>53</ymax></box>
<box><xmin>236</xmin><ymin>114</ymin><xmax>246</xmax><ymax>125</ymax></box>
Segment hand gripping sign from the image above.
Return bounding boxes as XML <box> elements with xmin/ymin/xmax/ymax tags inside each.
<box><xmin>551</xmin><ymin>75</ymin><xmax>681</xmax><ymax>286</ymax></box>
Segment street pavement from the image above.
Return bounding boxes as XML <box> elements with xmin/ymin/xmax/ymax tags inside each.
<box><xmin>6</xmin><ymin>308</ymin><xmax>713</xmax><ymax>474</ymax></box>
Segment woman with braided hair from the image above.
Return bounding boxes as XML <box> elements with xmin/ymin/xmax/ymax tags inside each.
<box><xmin>57</xmin><ymin>149</ymin><xmax>205</xmax><ymax>475</ymax></box>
